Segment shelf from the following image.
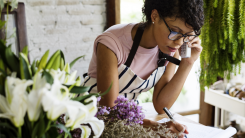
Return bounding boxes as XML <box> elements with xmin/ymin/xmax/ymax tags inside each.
<box><xmin>204</xmin><ymin>87</ymin><xmax>245</xmax><ymax>117</ymax></box>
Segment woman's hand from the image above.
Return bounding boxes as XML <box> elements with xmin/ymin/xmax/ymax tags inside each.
<box><xmin>143</xmin><ymin>119</ymin><xmax>189</xmax><ymax>138</ymax></box>
<box><xmin>182</xmin><ymin>36</ymin><xmax>202</xmax><ymax>65</ymax></box>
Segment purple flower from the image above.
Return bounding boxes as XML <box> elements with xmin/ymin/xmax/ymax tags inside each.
<box><xmin>96</xmin><ymin>95</ymin><xmax>145</xmax><ymax>125</ymax></box>
<box><xmin>97</xmin><ymin>96</ymin><xmax>101</xmax><ymax>102</ymax></box>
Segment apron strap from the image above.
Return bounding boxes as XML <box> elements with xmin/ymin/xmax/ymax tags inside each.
<box><xmin>124</xmin><ymin>25</ymin><xmax>144</xmax><ymax>67</ymax></box>
<box><xmin>158</xmin><ymin>50</ymin><xmax>180</xmax><ymax>66</ymax></box>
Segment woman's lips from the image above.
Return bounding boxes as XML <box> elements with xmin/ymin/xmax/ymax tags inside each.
<box><xmin>167</xmin><ymin>46</ymin><xmax>177</xmax><ymax>52</ymax></box>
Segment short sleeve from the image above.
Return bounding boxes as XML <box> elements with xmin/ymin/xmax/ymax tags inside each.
<box><xmin>94</xmin><ymin>32</ymin><xmax>124</xmax><ymax>66</ymax></box>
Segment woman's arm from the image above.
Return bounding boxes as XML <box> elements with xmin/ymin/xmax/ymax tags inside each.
<box><xmin>97</xmin><ymin>42</ymin><xmax>120</xmax><ymax>107</ymax></box>
<box><xmin>153</xmin><ymin>37</ymin><xmax>202</xmax><ymax>114</ymax></box>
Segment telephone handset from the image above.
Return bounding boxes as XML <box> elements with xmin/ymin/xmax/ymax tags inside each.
<box><xmin>180</xmin><ymin>42</ymin><xmax>191</xmax><ymax>58</ymax></box>
<box><xmin>158</xmin><ymin>42</ymin><xmax>191</xmax><ymax>66</ymax></box>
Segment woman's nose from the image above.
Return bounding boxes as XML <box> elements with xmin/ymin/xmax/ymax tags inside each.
<box><xmin>174</xmin><ymin>37</ymin><xmax>184</xmax><ymax>46</ymax></box>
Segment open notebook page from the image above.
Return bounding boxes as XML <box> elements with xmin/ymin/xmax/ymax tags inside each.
<box><xmin>157</xmin><ymin>118</ymin><xmax>237</xmax><ymax>138</ymax></box>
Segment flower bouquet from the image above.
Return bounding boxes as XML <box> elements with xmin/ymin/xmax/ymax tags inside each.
<box><xmin>0</xmin><ymin>41</ymin><xmax>110</xmax><ymax>138</ymax></box>
<box><xmin>96</xmin><ymin>95</ymin><xmax>176</xmax><ymax>138</ymax></box>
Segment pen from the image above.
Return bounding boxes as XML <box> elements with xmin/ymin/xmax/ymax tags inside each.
<box><xmin>163</xmin><ymin>107</ymin><xmax>175</xmax><ymax>121</ymax></box>
<box><xmin>163</xmin><ymin>107</ymin><xmax>187</xmax><ymax>138</ymax></box>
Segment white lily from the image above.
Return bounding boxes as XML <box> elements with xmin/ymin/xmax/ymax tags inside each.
<box><xmin>0</xmin><ymin>76</ymin><xmax>33</xmax><ymax>127</ymax></box>
<box><xmin>41</xmin><ymin>76</ymin><xmax>70</xmax><ymax>120</ymax></box>
<box><xmin>70</xmin><ymin>96</ymin><xmax>104</xmax><ymax>138</ymax></box>
<box><xmin>49</xmin><ymin>69</ymin><xmax>77</xmax><ymax>85</ymax></box>
<box><xmin>27</xmin><ymin>72</ymin><xmax>50</xmax><ymax>121</ymax></box>
<box><xmin>41</xmin><ymin>75</ymin><xmax>84</xmax><ymax>121</ymax></box>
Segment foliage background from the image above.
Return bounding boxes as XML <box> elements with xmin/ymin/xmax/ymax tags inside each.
<box><xmin>200</xmin><ymin>0</ymin><xmax>245</xmax><ymax>88</ymax></box>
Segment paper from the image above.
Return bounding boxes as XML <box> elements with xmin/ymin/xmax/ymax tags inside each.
<box><xmin>157</xmin><ymin>119</ymin><xmax>237</xmax><ymax>138</ymax></box>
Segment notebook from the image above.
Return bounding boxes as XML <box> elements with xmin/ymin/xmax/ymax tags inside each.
<box><xmin>157</xmin><ymin>118</ymin><xmax>237</xmax><ymax>138</ymax></box>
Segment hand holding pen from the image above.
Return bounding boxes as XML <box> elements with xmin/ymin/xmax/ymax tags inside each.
<box><xmin>163</xmin><ymin>107</ymin><xmax>189</xmax><ymax>138</ymax></box>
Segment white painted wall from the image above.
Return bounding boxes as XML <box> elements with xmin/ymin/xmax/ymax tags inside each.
<box><xmin>18</xmin><ymin>0</ymin><xmax>106</xmax><ymax>79</ymax></box>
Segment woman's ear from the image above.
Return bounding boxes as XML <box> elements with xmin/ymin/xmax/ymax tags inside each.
<box><xmin>151</xmin><ymin>9</ymin><xmax>159</xmax><ymax>23</ymax></box>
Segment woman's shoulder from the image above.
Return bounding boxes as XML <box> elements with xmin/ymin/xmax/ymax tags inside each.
<box><xmin>104</xmin><ymin>23</ymin><xmax>137</xmax><ymax>38</ymax></box>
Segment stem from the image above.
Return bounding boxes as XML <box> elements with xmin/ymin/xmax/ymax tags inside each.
<box><xmin>31</xmin><ymin>122</ymin><xmax>34</xmax><ymax>129</ymax></box>
<box><xmin>45</xmin><ymin>120</ymin><xmax>52</xmax><ymax>132</ymax></box>
<box><xmin>18</xmin><ymin>127</ymin><xmax>22</xmax><ymax>138</ymax></box>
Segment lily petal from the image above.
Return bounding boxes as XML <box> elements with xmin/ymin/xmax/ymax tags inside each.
<box><xmin>84</xmin><ymin>96</ymin><xmax>98</xmax><ymax>116</ymax></box>
<box><xmin>85</xmin><ymin>117</ymin><xmax>104</xmax><ymax>137</ymax></box>
<box><xmin>79</xmin><ymin>125</ymin><xmax>91</xmax><ymax>138</ymax></box>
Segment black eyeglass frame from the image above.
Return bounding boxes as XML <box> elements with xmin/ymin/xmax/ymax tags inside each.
<box><xmin>162</xmin><ymin>19</ymin><xmax>199</xmax><ymax>42</ymax></box>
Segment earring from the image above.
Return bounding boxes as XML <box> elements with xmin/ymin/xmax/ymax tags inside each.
<box><xmin>152</xmin><ymin>22</ymin><xmax>154</xmax><ymax>24</ymax></box>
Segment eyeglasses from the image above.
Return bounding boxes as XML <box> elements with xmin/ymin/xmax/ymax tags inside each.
<box><xmin>163</xmin><ymin>19</ymin><xmax>199</xmax><ymax>42</ymax></box>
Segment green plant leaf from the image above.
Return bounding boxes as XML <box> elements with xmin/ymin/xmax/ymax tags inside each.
<box><xmin>51</xmin><ymin>124</ymin><xmax>71</xmax><ymax>138</ymax></box>
<box><xmin>5</xmin><ymin>45</ymin><xmax>20</xmax><ymax>74</ymax></box>
<box><xmin>0</xmin><ymin>57</ymin><xmax>5</xmax><ymax>70</ymax></box>
<box><xmin>46</xmin><ymin>126</ymin><xmax>59</xmax><ymax>138</ymax></box>
<box><xmin>31</xmin><ymin>60</ymin><xmax>37</xmax><ymax>75</ymax></box>
<box><xmin>38</xmin><ymin>50</ymin><xmax>49</xmax><ymax>70</ymax></box>
<box><xmin>45</xmin><ymin>50</ymin><xmax>60</xmax><ymax>70</ymax></box>
<box><xmin>10</xmin><ymin>0</ymin><xmax>18</xmax><ymax>10</ymax></box>
<box><xmin>0</xmin><ymin>122</ymin><xmax>18</xmax><ymax>133</ymax></box>
<box><xmin>60</xmin><ymin>50</ymin><xmax>65</xmax><ymax>65</ymax></box>
<box><xmin>42</xmin><ymin>70</ymin><xmax>54</xmax><ymax>85</ymax></box>
<box><xmin>0</xmin><ymin>20</ymin><xmax>6</xmax><ymax>30</ymax></box>
<box><xmin>69</xmin><ymin>55</ymin><xmax>85</xmax><ymax>69</ymax></box>
<box><xmin>32</xmin><ymin>111</ymin><xmax>46</xmax><ymax>138</ymax></box>
<box><xmin>0</xmin><ymin>84</ymin><xmax>4</xmax><ymax>96</ymax></box>
<box><xmin>0</xmin><ymin>41</ymin><xmax>7</xmax><ymax>66</ymax></box>
<box><xmin>51</xmin><ymin>54</ymin><xmax>60</xmax><ymax>70</ymax></box>
<box><xmin>72</xmin><ymin>93</ymin><xmax>99</xmax><ymax>103</ymax></box>
<box><xmin>22</xmin><ymin>46</ymin><xmax>28</xmax><ymax>57</ymax></box>
<box><xmin>0</xmin><ymin>68</ymin><xmax>7</xmax><ymax>77</ymax></box>
<box><xmin>0</xmin><ymin>134</ymin><xmax>7</xmax><ymax>138</ymax></box>
<box><xmin>20</xmin><ymin>53</ymin><xmax>31</xmax><ymax>80</ymax></box>
<box><xmin>66</xmin><ymin>85</ymin><xmax>90</xmax><ymax>94</ymax></box>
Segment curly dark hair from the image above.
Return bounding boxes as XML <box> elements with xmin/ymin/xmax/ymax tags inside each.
<box><xmin>142</xmin><ymin>0</ymin><xmax>204</xmax><ymax>33</ymax></box>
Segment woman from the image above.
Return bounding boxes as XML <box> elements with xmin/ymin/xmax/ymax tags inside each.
<box><xmin>82</xmin><ymin>0</ymin><xmax>204</xmax><ymax>137</ymax></box>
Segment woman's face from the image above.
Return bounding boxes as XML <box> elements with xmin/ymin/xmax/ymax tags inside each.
<box><xmin>152</xmin><ymin>14</ymin><xmax>195</xmax><ymax>54</ymax></box>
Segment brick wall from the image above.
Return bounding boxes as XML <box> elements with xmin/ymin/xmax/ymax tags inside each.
<box><xmin>19</xmin><ymin>0</ymin><xmax>106</xmax><ymax>79</ymax></box>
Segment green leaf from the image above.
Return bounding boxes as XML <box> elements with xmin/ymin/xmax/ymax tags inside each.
<box><xmin>5</xmin><ymin>45</ymin><xmax>20</xmax><ymax>74</ymax></box>
<box><xmin>10</xmin><ymin>0</ymin><xmax>18</xmax><ymax>10</ymax></box>
<box><xmin>0</xmin><ymin>68</ymin><xmax>7</xmax><ymax>76</ymax></box>
<box><xmin>38</xmin><ymin>50</ymin><xmax>49</xmax><ymax>71</ymax></box>
<box><xmin>31</xmin><ymin>60</ymin><xmax>37</xmax><ymax>75</ymax></box>
<box><xmin>0</xmin><ymin>134</ymin><xmax>7</xmax><ymax>138</ymax></box>
<box><xmin>0</xmin><ymin>57</ymin><xmax>5</xmax><ymax>70</ymax></box>
<box><xmin>45</xmin><ymin>50</ymin><xmax>60</xmax><ymax>70</ymax></box>
<box><xmin>66</xmin><ymin>85</ymin><xmax>90</xmax><ymax>94</ymax></box>
<box><xmin>0</xmin><ymin>0</ymin><xmax>5</xmax><ymax>11</ymax></box>
<box><xmin>60</xmin><ymin>50</ymin><xmax>65</xmax><ymax>65</ymax></box>
<box><xmin>0</xmin><ymin>84</ymin><xmax>5</xmax><ymax>96</ymax></box>
<box><xmin>46</xmin><ymin>126</ymin><xmax>59</xmax><ymax>138</ymax></box>
<box><xmin>69</xmin><ymin>55</ymin><xmax>85</xmax><ymax>69</ymax></box>
<box><xmin>72</xmin><ymin>93</ymin><xmax>99</xmax><ymax>102</ymax></box>
<box><xmin>0</xmin><ymin>20</ymin><xmax>6</xmax><ymax>30</ymax></box>
<box><xmin>51</xmin><ymin>124</ymin><xmax>71</xmax><ymax>138</ymax></box>
<box><xmin>22</xmin><ymin>46</ymin><xmax>28</xmax><ymax>57</ymax></box>
<box><xmin>19</xmin><ymin>53</ymin><xmax>31</xmax><ymax>80</ymax></box>
<box><xmin>0</xmin><ymin>122</ymin><xmax>18</xmax><ymax>133</ymax></box>
<box><xmin>32</xmin><ymin>111</ymin><xmax>46</xmax><ymax>138</ymax></box>
<box><xmin>42</xmin><ymin>70</ymin><xmax>54</xmax><ymax>85</ymax></box>
<box><xmin>50</xmin><ymin>54</ymin><xmax>60</xmax><ymax>70</ymax></box>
